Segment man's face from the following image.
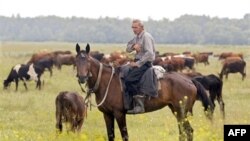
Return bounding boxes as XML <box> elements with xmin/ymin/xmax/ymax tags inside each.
<box><xmin>132</xmin><ymin>22</ymin><xmax>143</xmax><ymax>35</ymax></box>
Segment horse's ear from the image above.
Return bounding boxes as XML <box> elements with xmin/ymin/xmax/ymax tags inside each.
<box><xmin>76</xmin><ymin>43</ymin><xmax>80</xmax><ymax>53</ymax></box>
<box><xmin>86</xmin><ymin>43</ymin><xmax>90</xmax><ymax>54</ymax></box>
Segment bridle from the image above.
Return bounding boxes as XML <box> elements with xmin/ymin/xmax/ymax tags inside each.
<box><xmin>78</xmin><ymin>56</ymin><xmax>115</xmax><ymax>108</ymax></box>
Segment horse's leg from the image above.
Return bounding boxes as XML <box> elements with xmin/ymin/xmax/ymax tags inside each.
<box><xmin>76</xmin><ymin>119</ymin><xmax>84</xmax><ymax>132</ymax></box>
<box><xmin>183</xmin><ymin>119</ymin><xmax>193</xmax><ymax>141</ymax></box>
<box><xmin>71</xmin><ymin>118</ymin><xmax>77</xmax><ymax>133</ymax></box>
<box><xmin>103</xmin><ymin>113</ymin><xmax>115</xmax><ymax>141</ymax></box>
<box><xmin>170</xmin><ymin>105</ymin><xmax>193</xmax><ymax>141</ymax></box>
<box><xmin>114</xmin><ymin>112</ymin><xmax>128</xmax><ymax>141</ymax></box>
<box><xmin>55</xmin><ymin>110</ymin><xmax>63</xmax><ymax>133</ymax></box>
<box><xmin>169</xmin><ymin>105</ymin><xmax>185</xmax><ymax>141</ymax></box>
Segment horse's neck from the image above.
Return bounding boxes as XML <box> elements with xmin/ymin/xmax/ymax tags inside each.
<box><xmin>88</xmin><ymin>59</ymin><xmax>112</xmax><ymax>89</ymax></box>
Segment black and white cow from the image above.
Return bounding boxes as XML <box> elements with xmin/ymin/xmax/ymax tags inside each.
<box><xmin>3</xmin><ymin>64</ymin><xmax>44</xmax><ymax>91</ymax></box>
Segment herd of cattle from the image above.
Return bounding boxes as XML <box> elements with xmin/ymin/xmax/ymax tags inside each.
<box><xmin>3</xmin><ymin>50</ymin><xmax>75</xmax><ymax>90</ymax></box>
<box><xmin>3</xmin><ymin>49</ymin><xmax>247</xmax><ymax>132</ymax></box>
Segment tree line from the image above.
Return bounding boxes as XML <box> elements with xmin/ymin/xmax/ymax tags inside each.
<box><xmin>0</xmin><ymin>14</ymin><xmax>250</xmax><ymax>45</ymax></box>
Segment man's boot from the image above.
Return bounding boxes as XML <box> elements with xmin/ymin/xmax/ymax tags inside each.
<box><xmin>127</xmin><ymin>95</ymin><xmax>145</xmax><ymax>114</ymax></box>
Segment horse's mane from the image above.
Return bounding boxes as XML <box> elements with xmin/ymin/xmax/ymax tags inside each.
<box><xmin>89</xmin><ymin>55</ymin><xmax>118</xmax><ymax>73</ymax></box>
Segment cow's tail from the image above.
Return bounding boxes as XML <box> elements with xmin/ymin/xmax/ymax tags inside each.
<box><xmin>244</xmin><ymin>61</ymin><xmax>247</xmax><ymax>76</ymax></box>
<box><xmin>55</xmin><ymin>91</ymin><xmax>67</xmax><ymax>133</ymax></box>
<box><xmin>192</xmin><ymin>79</ymin><xmax>215</xmax><ymax>120</ymax></box>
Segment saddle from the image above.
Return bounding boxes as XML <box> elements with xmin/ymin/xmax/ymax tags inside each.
<box><xmin>119</xmin><ymin>65</ymin><xmax>166</xmax><ymax>109</ymax></box>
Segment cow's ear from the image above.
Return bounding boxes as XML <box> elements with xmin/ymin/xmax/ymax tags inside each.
<box><xmin>86</xmin><ymin>43</ymin><xmax>90</xmax><ymax>54</ymax></box>
<box><xmin>76</xmin><ymin>43</ymin><xmax>80</xmax><ymax>53</ymax></box>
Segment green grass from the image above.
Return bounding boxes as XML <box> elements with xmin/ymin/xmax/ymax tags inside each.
<box><xmin>0</xmin><ymin>41</ymin><xmax>250</xmax><ymax>141</ymax></box>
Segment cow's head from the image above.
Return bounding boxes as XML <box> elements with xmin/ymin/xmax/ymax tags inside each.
<box><xmin>3</xmin><ymin>80</ymin><xmax>10</xmax><ymax>89</ymax></box>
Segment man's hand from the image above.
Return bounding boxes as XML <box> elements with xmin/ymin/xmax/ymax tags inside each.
<box><xmin>129</xmin><ymin>62</ymin><xmax>139</xmax><ymax>67</ymax></box>
<box><xmin>133</xmin><ymin>43</ymin><xmax>141</xmax><ymax>53</ymax></box>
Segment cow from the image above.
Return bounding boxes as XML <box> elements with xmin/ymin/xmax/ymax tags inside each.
<box><xmin>192</xmin><ymin>53</ymin><xmax>210</xmax><ymax>66</ymax></box>
<box><xmin>219</xmin><ymin>58</ymin><xmax>246</xmax><ymax>80</ymax></box>
<box><xmin>55</xmin><ymin>91</ymin><xmax>86</xmax><ymax>133</ymax></box>
<box><xmin>27</xmin><ymin>52</ymin><xmax>53</xmax><ymax>64</ymax></box>
<box><xmin>99</xmin><ymin>51</ymin><xmax>131</xmax><ymax>67</ymax></box>
<box><xmin>183</xmin><ymin>57</ymin><xmax>195</xmax><ymax>71</ymax></box>
<box><xmin>54</xmin><ymin>54</ymin><xmax>76</xmax><ymax>70</ymax></box>
<box><xmin>90</xmin><ymin>51</ymin><xmax>105</xmax><ymax>61</ymax></box>
<box><xmin>27</xmin><ymin>50</ymin><xmax>72</xmax><ymax>74</ymax></box>
<box><xmin>51</xmin><ymin>50</ymin><xmax>72</xmax><ymax>57</ymax></box>
<box><xmin>161</xmin><ymin>57</ymin><xmax>185</xmax><ymax>72</ymax></box>
<box><xmin>27</xmin><ymin>52</ymin><xmax>55</xmax><ymax>76</ymax></box>
<box><xmin>3</xmin><ymin>64</ymin><xmax>44</xmax><ymax>91</ymax></box>
<box><xmin>34</xmin><ymin>58</ymin><xmax>54</xmax><ymax>77</ymax></box>
<box><xmin>218</xmin><ymin>52</ymin><xmax>243</xmax><ymax>60</ymax></box>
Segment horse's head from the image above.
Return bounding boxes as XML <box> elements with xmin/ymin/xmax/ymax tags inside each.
<box><xmin>75</xmin><ymin>43</ymin><xmax>91</xmax><ymax>84</ymax></box>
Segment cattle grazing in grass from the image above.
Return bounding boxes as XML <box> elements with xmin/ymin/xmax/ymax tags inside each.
<box><xmin>51</xmin><ymin>50</ymin><xmax>72</xmax><ymax>57</ymax></box>
<box><xmin>218</xmin><ymin>52</ymin><xmax>243</xmax><ymax>60</ymax></box>
<box><xmin>27</xmin><ymin>52</ymin><xmax>52</xmax><ymax>64</ymax></box>
<box><xmin>3</xmin><ymin>64</ymin><xmax>44</xmax><ymax>91</ymax></box>
<box><xmin>90</xmin><ymin>51</ymin><xmax>105</xmax><ymax>61</ymax></box>
<box><xmin>33</xmin><ymin>58</ymin><xmax>54</xmax><ymax>77</ymax></box>
<box><xmin>27</xmin><ymin>50</ymin><xmax>72</xmax><ymax>76</ymax></box>
<box><xmin>27</xmin><ymin>52</ymin><xmax>54</xmax><ymax>76</ymax></box>
<box><xmin>192</xmin><ymin>53</ymin><xmax>210</xmax><ymax>66</ymax></box>
<box><xmin>183</xmin><ymin>57</ymin><xmax>195</xmax><ymax>71</ymax></box>
<box><xmin>55</xmin><ymin>91</ymin><xmax>86</xmax><ymax>133</ymax></box>
<box><xmin>54</xmin><ymin>54</ymin><xmax>76</xmax><ymax>70</ymax></box>
<box><xmin>219</xmin><ymin>58</ymin><xmax>246</xmax><ymax>80</ymax></box>
<box><xmin>192</xmin><ymin>74</ymin><xmax>225</xmax><ymax>119</ymax></box>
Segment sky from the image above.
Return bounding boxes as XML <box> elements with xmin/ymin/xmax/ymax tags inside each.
<box><xmin>0</xmin><ymin>0</ymin><xmax>249</xmax><ymax>21</ymax></box>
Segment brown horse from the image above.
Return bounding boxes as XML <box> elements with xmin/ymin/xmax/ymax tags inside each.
<box><xmin>75</xmin><ymin>43</ymin><xmax>212</xmax><ymax>141</ymax></box>
<box><xmin>55</xmin><ymin>91</ymin><xmax>86</xmax><ymax>133</ymax></box>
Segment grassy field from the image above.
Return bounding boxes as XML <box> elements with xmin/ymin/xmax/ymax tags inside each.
<box><xmin>0</xmin><ymin>41</ymin><xmax>250</xmax><ymax>141</ymax></box>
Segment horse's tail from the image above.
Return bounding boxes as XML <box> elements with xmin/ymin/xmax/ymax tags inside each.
<box><xmin>192</xmin><ymin>79</ymin><xmax>215</xmax><ymax>120</ymax></box>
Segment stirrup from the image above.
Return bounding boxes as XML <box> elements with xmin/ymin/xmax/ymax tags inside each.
<box><xmin>127</xmin><ymin>106</ymin><xmax>145</xmax><ymax>114</ymax></box>
<box><xmin>133</xmin><ymin>95</ymin><xmax>145</xmax><ymax>98</ymax></box>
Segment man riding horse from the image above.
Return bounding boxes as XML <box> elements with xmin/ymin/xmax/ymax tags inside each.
<box><xmin>125</xmin><ymin>19</ymin><xmax>156</xmax><ymax>114</ymax></box>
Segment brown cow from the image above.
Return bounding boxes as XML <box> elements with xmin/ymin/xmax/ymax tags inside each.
<box><xmin>54</xmin><ymin>54</ymin><xmax>76</xmax><ymax>70</ymax></box>
<box><xmin>192</xmin><ymin>53</ymin><xmax>209</xmax><ymax>65</ymax></box>
<box><xmin>27</xmin><ymin>52</ymin><xmax>53</xmax><ymax>64</ymax></box>
<box><xmin>218</xmin><ymin>52</ymin><xmax>243</xmax><ymax>60</ymax></box>
<box><xmin>55</xmin><ymin>91</ymin><xmax>86</xmax><ymax>133</ymax></box>
<box><xmin>100</xmin><ymin>51</ymin><xmax>132</xmax><ymax>67</ymax></box>
<box><xmin>163</xmin><ymin>57</ymin><xmax>185</xmax><ymax>72</ymax></box>
<box><xmin>221</xmin><ymin>56</ymin><xmax>242</xmax><ymax>64</ymax></box>
<box><xmin>219</xmin><ymin>58</ymin><xmax>246</xmax><ymax>80</ymax></box>
<box><xmin>51</xmin><ymin>50</ymin><xmax>72</xmax><ymax>57</ymax></box>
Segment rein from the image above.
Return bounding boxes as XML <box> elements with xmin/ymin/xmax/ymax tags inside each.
<box><xmin>81</xmin><ymin>61</ymin><xmax>115</xmax><ymax>108</ymax></box>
